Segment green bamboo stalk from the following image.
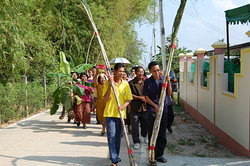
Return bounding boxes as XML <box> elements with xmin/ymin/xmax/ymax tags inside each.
<box><xmin>80</xmin><ymin>1</ymin><xmax>137</xmax><ymax>166</ymax></box>
<box><xmin>149</xmin><ymin>0</ymin><xmax>187</xmax><ymax>163</ymax></box>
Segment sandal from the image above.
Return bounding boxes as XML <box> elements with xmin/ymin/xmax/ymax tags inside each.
<box><xmin>156</xmin><ymin>157</ymin><xmax>167</xmax><ymax>163</ymax></box>
<box><xmin>149</xmin><ymin>161</ymin><xmax>157</xmax><ymax>166</ymax></box>
<box><xmin>110</xmin><ymin>163</ymin><xmax>118</xmax><ymax>166</ymax></box>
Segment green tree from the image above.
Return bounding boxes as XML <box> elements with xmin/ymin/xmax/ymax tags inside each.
<box><xmin>0</xmin><ymin>0</ymin><xmax>154</xmax><ymax>84</ymax></box>
<box><xmin>152</xmin><ymin>36</ymin><xmax>191</xmax><ymax>74</ymax></box>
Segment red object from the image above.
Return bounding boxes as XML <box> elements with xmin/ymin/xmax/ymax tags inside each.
<box><xmin>94</xmin><ymin>32</ymin><xmax>99</xmax><ymax>36</ymax></box>
<box><xmin>128</xmin><ymin>149</ymin><xmax>133</xmax><ymax>154</ymax></box>
<box><xmin>149</xmin><ymin>146</ymin><xmax>155</xmax><ymax>150</ymax></box>
<box><xmin>96</xmin><ymin>64</ymin><xmax>106</xmax><ymax>69</ymax></box>
<box><xmin>162</xmin><ymin>83</ymin><xmax>168</xmax><ymax>88</ymax></box>
<box><xmin>172</xmin><ymin>79</ymin><xmax>177</xmax><ymax>83</ymax></box>
<box><xmin>170</xmin><ymin>43</ymin><xmax>176</xmax><ymax>49</ymax></box>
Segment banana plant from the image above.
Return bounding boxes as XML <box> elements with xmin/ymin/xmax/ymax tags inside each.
<box><xmin>47</xmin><ymin>51</ymin><xmax>86</xmax><ymax>115</ymax></box>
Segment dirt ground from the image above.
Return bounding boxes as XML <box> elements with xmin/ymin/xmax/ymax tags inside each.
<box><xmin>166</xmin><ymin>104</ymin><xmax>244</xmax><ymax>158</ymax></box>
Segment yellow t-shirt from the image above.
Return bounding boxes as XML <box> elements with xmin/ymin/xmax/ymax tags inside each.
<box><xmin>103</xmin><ymin>80</ymin><xmax>133</xmax><ymax>118</ymax></box>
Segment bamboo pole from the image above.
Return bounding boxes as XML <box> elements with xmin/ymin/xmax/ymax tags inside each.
<box><xmin>149</xmin><ymin>0</ymin><xmax>187</xmax><ymax>163</ymax></box>
<box><xmin>86</xmin><ymin>32</ymin><xmax>95</xmax><ymax>64</ymax></box>
<box><xmin>80</xmin><ymin>1</ymin><xmax>137</xmax><ymax>165</ymax></box>
<box><xmin>159</xmin><ymin>0</ymin><xmax>166</xmax><ymax>71</ymax></box>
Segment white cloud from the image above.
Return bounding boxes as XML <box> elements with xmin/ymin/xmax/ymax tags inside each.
<box><xmin>211</xmin><ymin>0</ymin><xmax>237</xmax><ymax>11</ymax></box>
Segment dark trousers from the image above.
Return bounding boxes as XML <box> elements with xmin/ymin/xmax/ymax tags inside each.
<box><xmin>148</xmin><ymin>111</ymin><xmax>168</xmax><ymax>159</ymax></box>
<box><xmin>167</xmin><ymin>105</ymin><xmax>174</xmax><ymax>128</ymax></box>
<box><xmin>130</xmin><ymin>111</ymin><xmax>148</xmax><ymax>144</ymax></box>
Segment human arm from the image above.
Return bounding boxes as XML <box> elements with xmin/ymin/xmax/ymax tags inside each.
<box><xmin>103</xmin><ymin>74</ymin><xmax>113</xmax><ymax>102</ymax></box>
<box><xmin>132</xmin><ymin>94</ymin><xmax>146</xmax><ymax>102</ymax></box>
<box><xmin>166</xmin><ymin>76</ymin><xmax>172</xmax><ymax>96</ymax></box>
<box><xmin>119</xmin><ymin>100</ymin><xmax>131</xmax><ymax>111</ymax></box>
<box><xmin>145</xmin><ymin>96</ymin><xmax>159</xmax><ymax>113</ymax></box>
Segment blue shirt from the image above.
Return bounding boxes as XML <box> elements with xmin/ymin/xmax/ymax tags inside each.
<box><xmin>143</xmin><ymin>75</ymin><xmax>170</xmax><ymax>112</ymax></box>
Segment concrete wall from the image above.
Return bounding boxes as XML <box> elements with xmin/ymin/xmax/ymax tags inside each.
<box><xmin>179</xmin><ymin>47</ymin><xmax>250</xmax><ymax>157</ymax></box>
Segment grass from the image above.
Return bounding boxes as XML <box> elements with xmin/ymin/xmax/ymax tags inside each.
<box><xmin>167</xmin><ymin>143</ymin><xmax>177</xmax><ymax>153</ymax></box>
<box><xmin>199</xmin><ymin>136</ymin><xmax>209</xmax><ymax>143</ymax></box>
<box><xmin>192</xmin><ymin>152</ymin><xmax>207</xmax><ymax>157</ymax></box>
<box><xmin>178</xmin><ymin>138</ymin><xmax>195</xmax><ymax>146</ymax></box>
<box><xmin>173</xmin><ymin>104</ymin><xmax>183</xmax><ymax>113</ymax></box>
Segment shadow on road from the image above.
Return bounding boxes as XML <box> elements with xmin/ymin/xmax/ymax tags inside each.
<box><xmin>0</xmin><ymin>154</ymin><xmax>110</xmax><ymax>166</ymax></box>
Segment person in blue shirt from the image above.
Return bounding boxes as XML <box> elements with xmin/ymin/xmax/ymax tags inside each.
<box><xmin>143</xmin><ymin>61</ymin><xmax>172</xmax><ymax>166</ymax></box>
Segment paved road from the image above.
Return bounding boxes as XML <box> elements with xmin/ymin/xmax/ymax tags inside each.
<box><xmin>0</xmin><ymin>109</ymin><xmax>112</xmax><ymax>166</ymax></box>
<box><xmin>1</xmin><ymin>109</ymin><xmax>250</xmax><ymax>166</ymax></box>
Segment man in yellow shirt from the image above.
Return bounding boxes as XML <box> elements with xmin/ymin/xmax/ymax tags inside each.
<box><xmin>103</xmin><ymin>63</ymin><xmax>133</xmax><ymax>166</ymax></box>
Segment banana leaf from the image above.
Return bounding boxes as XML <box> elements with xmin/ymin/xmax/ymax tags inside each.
<box><xmin>61</xmin><ymin>92</ymin><xmax>72</xmax><ymax>112</ymax></box>
<box><xmin>50</xmin><ymin>102</ymin><xmax>59</xmax><ymax>115</ymax></box>
<box><xmin>60</xmin><ymin>51</ymin><xmax>71</xmax><ymax>75</ymax></box>
<box><xmin>80</xmin><ymin>81</ymin><xmax>94</xmax><ymax>87</ymax></box>
<box><xmin>52</xmin><ymin>87</ymin><xmax>62</xmax><ymax>102</ymax></box>
<box><xmin>72</xmin><ymin>64</ymin><xmax>93</xmax><ymax>73</ymax></box>
<box><xmin>50</xmin><ymin>85</ymin><xmax>72</xmax><ymax>115</ymax></box>
<box><xmin>73</xmin><ymin>84</ymin><xmax>85</xmax><ymax>96</ymax></box>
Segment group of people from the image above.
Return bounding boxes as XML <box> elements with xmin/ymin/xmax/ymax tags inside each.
<box><xmin>62</xmin><ymin>61</ymin><xmax>175</xmax><ymax>166</ymax></box>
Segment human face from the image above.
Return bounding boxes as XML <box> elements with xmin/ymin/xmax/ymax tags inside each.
<box><xmin>131</xmin><ymin>69</ymin><xmax>135</xmax><ymax>76</ymax></box>
<box><xmin>150</xmin><ymin>65</ymin><xmax>161</xmax><ymax>80</ymax></box>
<box><xmin>72</xmin><ymin>73</ymin><xmax>78</xmax><ymax>79</ymax></box>
<box><xmin>81</xmin><ymin>74</ymin><xmax>88</xmax><ymax>82</ymax></box>
<box><xmin>114</xmin><ymin>67</ymin><xmax>125</xmax><ymax>80</ymax></box>
<box><xmin>122</xmin><ymin>73</ymin><xmax>128</xmax><ymax>81</ymax></box>
<box><xmin>92</xmin><ymin>68</ymin><xmax>97</xmax><ymax>75</ymax></box>
<box><xmin>88</xmin><ymin>69</ymin><xmax>93</xmax><ymax>76</ymax></box>
<box><xmin>98</xmin><ymin>75</ymin><xmax>106</xmax><ymax>85</ymax></box>
<box><xmin>135</xmin><ymin>68</ymin><xmax>144</xmax><ymax>80</ymax></box>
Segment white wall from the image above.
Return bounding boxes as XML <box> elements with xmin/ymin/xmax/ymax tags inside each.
<box><xmin>180</xmin><ymin>47</ymin><xmax>250</xmax><ymax>150</ymax></box>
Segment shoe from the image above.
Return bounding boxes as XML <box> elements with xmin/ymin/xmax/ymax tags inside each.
<box><xmin>101</xmin><ymin>131</ymin><xmax>105</xmax><ymax>136</ymax></box>
<box><xmin>156</xmin><ymin>157</ymin><xmax>167</xmax><ymax>163</ymax></box>
<box><xmin>59</xmin><ymin>115</ymin><xmax>64</xmax><ymax>120</ymax></box>
<box><xmin>167</xmin><ymin>126</ymin><xmax>173</xmax><ymax>133</ymax></box>
<box><xmin>67</xmin><ymin>117</ymin><xmax>71</xmax><ymax>123</ymax></box>
<box><xmin>133</xmin><ymin>143</ymin><xmax>140</xmax><ymax>149</ymax></box>
<box><xmin>143</xmin><ymin>136</ymin><xmax>148</xmax><ymax>144</ymax></box>
<box><xmin>150</xmin><ymin>161</ymin><xmax>157</xmax><ymax>166</ymax></box>
<box><xmin>83</xmin><ymin>124</ymin><xmax>87</xmax><ymax>129</ymax></box>
<box><xmin>76</xmin><ymin>122</ymin><xmax>80</xmax><ymax>127</ymax></box>
<box><xmin>118</xmin><ymin>157</ymin><xmax>121</xmax><ymax>162</ymax></box>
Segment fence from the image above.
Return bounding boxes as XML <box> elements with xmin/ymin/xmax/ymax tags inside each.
<box><xmin>179</xmin><ymin>41</ymin><xmax>250</xmax><ymax>157</ymax></box>
<box><xmin>0</xmin><ymin>75</ymin><xmax>58</xmax><ymax>125</ymax></box>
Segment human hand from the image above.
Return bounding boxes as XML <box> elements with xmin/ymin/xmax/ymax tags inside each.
<box><xmin>141</xmin><ymin>96</ymin><xmax>146</xmax><ymax>102</ymax></box>
<box><xmin>166</xmin><ymin>75</ymin><xmax>170</xmax><ymax>82</ymax></box>
<box><xmin>154</xmin><ymin>105</ymin><xmax>159</xmax><ymax>113</ymax></box>
<box><xmin>107</xmin><ymin>74</ymin><xmax>114</xmax><ymax>84</ymax></box>
<box><xmin>119</xmin><ymin>105</ymin><xmax>125</xmax><ymax>111</ymax></box>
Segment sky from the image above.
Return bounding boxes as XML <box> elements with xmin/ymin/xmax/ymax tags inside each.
<box><xmin>136</xmin><ymin>0</ymin><xmax>250</xmax><ymax>66</ymax></box>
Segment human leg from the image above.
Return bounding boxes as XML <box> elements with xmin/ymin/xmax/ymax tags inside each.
<box><xmin>140</xmin><ymin>111</ymin><xmax>148</xmax><ymax>137</ymax></box>
<box><xmin>106</xmin><ymin>117</ymin><xmax>120</xmax><ymax>164</ymax></box>
<box><xmin>130</xmin><ymin>112</ymin><xmax>140</xmax><ymax>144</ymax></box>
<box><xmin>115</xmin><ymin>118</ymin><xmax>122</xmax><ymax>154</ymax></box>
<box><xmin>155</xmin><ymin>111</ymin><xmax>168</xmax><ymax>159</ymax></box>
<box><xmin>167</xmin><ymin>105</ymin><xmax>174</xmax><ymax>133</ymax></box>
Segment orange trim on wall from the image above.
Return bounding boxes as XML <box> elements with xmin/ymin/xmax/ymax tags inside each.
<box><xmin>180</xmin><ymin>99</ymin><xmax>250</xmax><ymax>157</ymax></box>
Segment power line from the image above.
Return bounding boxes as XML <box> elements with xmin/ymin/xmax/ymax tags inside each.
<box><xmin>169</xmin><ymin>0</ymin><xmax>246</xmax><ymax>41</ymax></box>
